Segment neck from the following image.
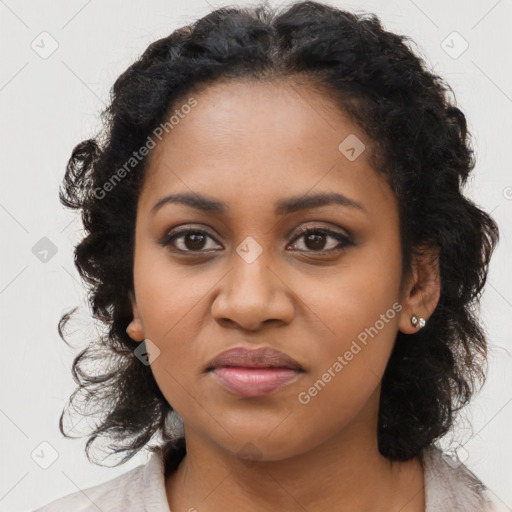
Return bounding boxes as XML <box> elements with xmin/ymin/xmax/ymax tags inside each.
<box><xmin>165</xmin><ymin>391</ymin><xmax>425</xmax><ymax>511</ymax></box>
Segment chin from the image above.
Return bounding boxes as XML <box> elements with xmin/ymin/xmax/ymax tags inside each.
<box><xmin>210</xmin><ymin>425</ymin><xmax>314</xmax><ymax>463</ymax></box>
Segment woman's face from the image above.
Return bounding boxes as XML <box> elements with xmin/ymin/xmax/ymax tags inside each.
<box><xmin>130</xmin><ymin>79</ymin><xmax>414</xmax><ymax>461</ymax></box>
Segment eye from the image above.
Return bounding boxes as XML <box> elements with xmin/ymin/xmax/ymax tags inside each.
<box><xmin>160</xmin><ymin>228</ymin><xmax>222</xmax><ymax>253</ymax></box>
<box><xmin>160</xmin><ymin>225</ymin><xmax>354</xmax><ymax>255</ymax></box>
<box><xmin>287</xmin><ymin>226</ymin><xmax>354</xmax><ymax>253</ymax></box>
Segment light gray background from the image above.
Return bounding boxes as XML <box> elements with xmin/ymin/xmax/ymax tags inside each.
<box><xmin>1</xmin><ymin>0</ymin><xmax>511</xmax><ymax>510</ymax></box>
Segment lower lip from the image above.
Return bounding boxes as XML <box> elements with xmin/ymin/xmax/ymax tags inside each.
<box><xmin>210</xmin><ymin>367</ymin><xmax>301</xmax><ymax>397</ymax></box>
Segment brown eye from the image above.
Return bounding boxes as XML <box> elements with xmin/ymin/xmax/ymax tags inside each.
<box><xmin>161</xmin><ymin>229</ymin><xmax>222</xmax><ymax>252</ymax></box>
<box><xmin>288</xmin><ymin>227</ymin><xmax>353</xmax><ymax>253</ymax></box>
<box><xmin>303</xmin><ymin>232</ymin><xmax>328</xmax><ymax>250</ymax></box>
<box><xmin>180</xmin><ymin>232</ymin><xmax>208</xmax><ymax>251</ymax></box>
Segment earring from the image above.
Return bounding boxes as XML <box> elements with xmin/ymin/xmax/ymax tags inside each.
<box><xmin>126</xmin><ymin>321</ymin><xmax>144</xmax><ymax>341</ymax></box>
<box><xmin>411</xmin><ymin>315</ymin><xmax>426</xmax><ymax>329</ymax></box>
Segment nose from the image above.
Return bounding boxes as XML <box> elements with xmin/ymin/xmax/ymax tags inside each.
<box><xmin>211</xmin><ymin>252</ymin><xmax>295</xmax><ymax>332</ymax></box>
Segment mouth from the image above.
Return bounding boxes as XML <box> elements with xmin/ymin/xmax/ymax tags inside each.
<box><xmin>205</xmin><ymin>346</ymin><xmax>304</xmax><ymax>398</ymax></box>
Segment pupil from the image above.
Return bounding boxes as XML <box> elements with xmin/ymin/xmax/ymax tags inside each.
<box><xmin>186</xmin><ymin>233</ymin><xmax>206</xmax><ymax>250</ymax></box>
<box><xmin>306</xmin><ymin>233</ymin><xmax>325</xmax><ymax>250</ymax></box>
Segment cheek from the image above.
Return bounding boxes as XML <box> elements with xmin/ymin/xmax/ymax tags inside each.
<box><xmin>135</xmin><ymin>273</ymin><xmax>211</xmax><ymax>376</ymax></box>
<box><xmin>133</xmin><ymin>234</ymin><xmax>213</xmax><ymax>341</ymax></box>
<box><xmin>297</xmin><ymin>232</ymin><xmax>403</xmax><ymax>407</ymax></box>
<box><xmin>310</xmin><ymin>229</ymin><xmax>402</xmax><ymax>346</ymax></box>
<box><xmin>132</xmin><ymin>246</ymin><xmax>212</xmax><ymax>394</ymax></box>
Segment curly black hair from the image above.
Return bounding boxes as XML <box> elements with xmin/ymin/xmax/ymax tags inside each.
<box><xmin>58</xmin><ymin>0</ymin><xmax>499</xmax><ymax>466</ymax></box>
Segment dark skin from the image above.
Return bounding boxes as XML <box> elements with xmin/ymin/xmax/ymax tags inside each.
<box><xmin>126</xmin><ymin>78</ymin><xmax>441</xmax><ymax>511</ymax></box>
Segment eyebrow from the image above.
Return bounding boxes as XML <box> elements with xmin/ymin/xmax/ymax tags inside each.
<box><xmin>150</xmin><ymin>191</ymin><xmax>367</xmax><ymax>216</ymax></box>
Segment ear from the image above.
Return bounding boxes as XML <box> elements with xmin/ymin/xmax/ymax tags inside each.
<box><xmin>126</xmin><ymin>290</ymin><xmax>145</xmax><ymax>342</ymax></box>
<box><xmin>398</xmin><ymin>245</ymin><xmax>441</xmax><ymax>334</ymax></box>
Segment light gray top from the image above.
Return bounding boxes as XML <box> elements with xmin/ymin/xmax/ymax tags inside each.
<box><xmin>34</xmin><ymin>445</ymin><xmax>497</xmax><ymax>511</ymax></box>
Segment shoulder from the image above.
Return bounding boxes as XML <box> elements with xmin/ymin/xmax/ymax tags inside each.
<box><xmin>422</xmin><ymin>445</ymin><xmax>498</xmax><ymax>512</ymax></box>
<box><xmin>33</xmin><ymin>464</ymin><xmax>145</xmax><ymax>512</ymax></box>
<box><xmin>33</xmin><ymin>450</ymin><xmax>170</xmax><ymax>512</ymax></box>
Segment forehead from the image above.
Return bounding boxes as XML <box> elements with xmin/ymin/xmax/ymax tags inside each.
<box><xmin>140</xmin><ymin>78</ymin><xmax>390</xmax><ymax>214</ymax></box>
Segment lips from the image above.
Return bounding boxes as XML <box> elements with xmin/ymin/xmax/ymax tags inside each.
<box><xmin>205</xmin><ymin>346</ymin><xmax>303</xmax><ymax>371</ymax></box>
<box><xmin>205</xmin><ymin>346</ymin><xmax>304</xmax><ymax>398</ymax></box>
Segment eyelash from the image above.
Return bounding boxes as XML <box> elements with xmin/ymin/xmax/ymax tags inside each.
<box><xmin>160</xmin><ymin>225</ymin><xmax>354</xmax><ymax>255</ymax></box>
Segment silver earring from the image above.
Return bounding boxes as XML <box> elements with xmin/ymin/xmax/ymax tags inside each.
<box><xmin>411</xmin><ymin>315</ymin><xmax>426</xmax><ymax>329</ymax></box>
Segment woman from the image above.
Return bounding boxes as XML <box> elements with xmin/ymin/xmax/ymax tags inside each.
<box><xmin>35</xmin><ymin>1</ymin><xmax>500</xmax><ymax>510</ymax></box>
